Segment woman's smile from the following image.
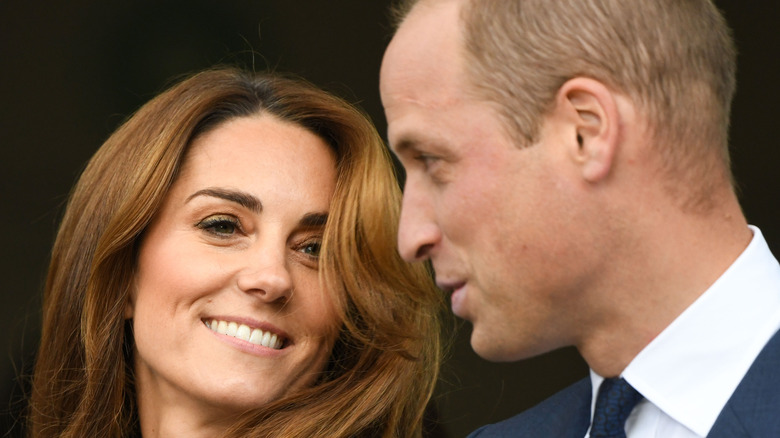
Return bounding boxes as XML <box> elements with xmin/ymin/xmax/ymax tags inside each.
<box><xmin>127</xmin><ymin>113</ymin><xmax>340</xmax><ymax>420</ymax></box>
<box><xmin>204</xmin><ymin>318</ymin><xmax>286</xmax><ymax>350</ymax></box>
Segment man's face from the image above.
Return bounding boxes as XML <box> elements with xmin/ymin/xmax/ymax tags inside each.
<box><xmin>380</xmin><ymin>0</ymin><xmax>598</xmax><ymax>361</ymax></box>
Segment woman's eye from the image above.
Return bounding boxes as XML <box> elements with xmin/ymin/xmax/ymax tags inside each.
<box><xmin>196</xmin><ymin>215</ymin><xmax>240</xmax><ymax>237</ymax></box>
<box><xmin>299</xmin><ymin>240</ymin><xmax>322</xmax><ymax>258</ymax></box>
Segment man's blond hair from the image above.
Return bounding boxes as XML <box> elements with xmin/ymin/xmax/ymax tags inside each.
<box><xmin>396</xmin><ymin>0</ymin><xmax>738</xmax><ymax>207</ymax></box>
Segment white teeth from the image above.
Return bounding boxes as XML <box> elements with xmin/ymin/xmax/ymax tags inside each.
<box><xmin>249</xmin><ymin>328</ymin><xmax>263</xmax><ymax>344</ymax></box>
<box><xmin>205</xmin><ymin>319</ymin><xmax>284</xmax><ymax>349</ymax></box>
<box><xmin>261</xmin><ymin>331</ymin><xmax>271</xmax><ymax>347</ymax></box>
<box><xmin>226</xmin><ymin>321</ymin><xmax>238</xmax><ymax>336</ymax></box>
<box><xmin>236</xmin><ymin>324</ymin><xmax>251</xmax><ymax>341</ymax></box>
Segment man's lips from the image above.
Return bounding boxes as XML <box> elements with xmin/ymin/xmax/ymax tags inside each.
<box><xmin>436</xmin><ymin>280</ymin><xmax>468</xmax><ymax>317</ymax></box>
<box><xmin>436</xmin><ymin>280</ymin><xmax>466</xmax><ymax>294</ymax></box>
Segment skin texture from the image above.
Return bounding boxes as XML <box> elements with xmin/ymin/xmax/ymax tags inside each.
<box><xmin>381</xmin><ymin>0</ymin><xmax>751</xmax><ymax>376</ymax></box>
<box><xmin>127</xmin><ymin>114</ymin><xmax>339</xmax><ymax>437</ymax></box>
<box><xmin>381</xmin><ymin>0</ymin><xmax>594</xmax><ymax>363</ymax></box>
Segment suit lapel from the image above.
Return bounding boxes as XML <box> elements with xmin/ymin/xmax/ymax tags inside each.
<box><xmin>708</xmin><ymin>328</ymin><xmax>780</xmax><ymax>437</ymax></box>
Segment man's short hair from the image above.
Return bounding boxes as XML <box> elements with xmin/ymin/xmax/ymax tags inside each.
<box><xmin>395</xmin><ymin>0</ymin><xmax>738</xmax><ymax>206</ymax></box>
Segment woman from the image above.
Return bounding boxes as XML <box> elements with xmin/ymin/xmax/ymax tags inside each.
<box><xmin>29</xmin><ymin>67</ymin><xmax>443</xmax><ymax>437</ymax></box>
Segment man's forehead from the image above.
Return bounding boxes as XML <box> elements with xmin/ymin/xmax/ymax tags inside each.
<box><xmin>381</xmin><ymin>0</ymin><xmax>466</xmax><ymax>108</ymax></box>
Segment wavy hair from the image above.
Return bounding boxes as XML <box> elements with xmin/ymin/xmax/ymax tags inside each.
<box><xmin>29</xmin><ymin>67</ymin><xmax>443</xmax><ymax>437</ymax></box>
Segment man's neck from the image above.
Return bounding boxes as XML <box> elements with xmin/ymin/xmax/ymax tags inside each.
<box><xmin>576</xmin><ymin>190</ymin><xmax>751</xmax><ymax>377</ymax></box>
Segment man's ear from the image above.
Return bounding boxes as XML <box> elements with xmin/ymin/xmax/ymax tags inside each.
<box><xmin>555</xmin><ymin>77</ymin><xmax>621</xmax><ymax>183</ymax></box>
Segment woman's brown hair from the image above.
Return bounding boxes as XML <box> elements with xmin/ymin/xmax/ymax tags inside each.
<box><xmin>29</xmin><ymin>67</ymin><xmax>443</xmax><ymax>437</ymax></box>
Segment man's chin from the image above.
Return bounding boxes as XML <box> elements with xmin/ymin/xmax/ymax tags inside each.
<box><xmin>470</xmin><ymin>328</ymin><xmax>547</xmax><ymax>363</ymax></box>
<box><xmin>469</xmin><ymin>327</ymin><xmax>511</xmax><ymax>362</ymax></box>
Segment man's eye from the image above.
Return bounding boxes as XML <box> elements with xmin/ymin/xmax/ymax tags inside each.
<box><xmin>196</xmin><ymin>215</ymin><xmax>240</xmax><ymax>237</ymax></box>
<box><xmin>415</xmin><ymin>154</ymin><xmax>439</xmax><ymax>169</ymax></box>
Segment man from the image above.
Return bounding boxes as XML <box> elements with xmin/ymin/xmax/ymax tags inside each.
<box><xmin>380</xmin><ymin>0</ymin><xmax>780</xmax><ymax>436</ymax></box>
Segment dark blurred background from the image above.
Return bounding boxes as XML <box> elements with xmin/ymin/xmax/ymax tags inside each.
<box><xmin>1</xmin><ymin>1</ymin><xmax>777</xmax><ymax>436</ymax></box>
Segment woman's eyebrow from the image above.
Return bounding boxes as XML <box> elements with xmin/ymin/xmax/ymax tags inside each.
<box><xmin>186</xmin><ymin>188</ymin><xmax>262</xmax><ymax>213</ymax></box>
<box><xmin>299</xmin><ymin>212</ymin><xmax>328</xmax><ymax>228</ymax></box>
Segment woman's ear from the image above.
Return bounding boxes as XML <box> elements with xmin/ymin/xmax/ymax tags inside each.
<box><xmin>124</xmin><ymin>291</ymin><xmax>135</xmax><ymax>319</ymax></box>
<box><xmin>556</xmin><ymin>77</ymin><xmax>621</xmax><ymax>183</ymax></box>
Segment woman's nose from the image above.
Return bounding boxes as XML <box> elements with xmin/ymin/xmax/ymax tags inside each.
<box><xmin>236</xmin><ymin>247</ymin><xmax>293</xmax><ymax>303</ymax></box>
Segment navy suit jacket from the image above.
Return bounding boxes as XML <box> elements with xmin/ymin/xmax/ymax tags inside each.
<box><xmin>469</xmin><ymin>329</ymin><xmax>780</xmax><ymax>437</ymax></box>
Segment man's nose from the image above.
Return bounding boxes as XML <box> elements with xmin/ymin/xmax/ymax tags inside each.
<box><xmin>397</xmin><ymin>187</ymin><xmax>441</xmax><ymax>262</ymax></box>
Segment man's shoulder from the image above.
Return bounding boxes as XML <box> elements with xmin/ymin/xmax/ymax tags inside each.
<box><xmin>467</xmin><ymin>378</ymin><xmax>592</xmax><ymax>438</ymax></box>
<box><xmin>709</xmin><ymin>328</ymin><xmax>780</xmax><ymax>437</ymax></box>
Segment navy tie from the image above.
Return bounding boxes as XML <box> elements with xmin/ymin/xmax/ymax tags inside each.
<box><xmin>590</xmin><ymin>378</ymin><xmax>643</xmax><ymax>438</ymax></box>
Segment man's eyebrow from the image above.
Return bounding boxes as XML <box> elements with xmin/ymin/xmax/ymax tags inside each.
<box><xmin>393</xmin><ymin>135</ymin><xmax>451</xmax><ymax>160</ymax></box>
<box><xmin>391</xmin><ymin>136</ymin><xmax>421</xmax><ymax>156</ymax></box>
<box><xmin>186</xmin><ymin>188</ymin><xmax>262</xmax><ymax>213</ymax></box>
<box><xmin>299</xmin><ymin>212</ymin><xmax>328</xmax><ymax>228</ymax></box>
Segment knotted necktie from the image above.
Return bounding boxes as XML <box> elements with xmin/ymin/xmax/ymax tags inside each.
<box><xmin>590</xmin><ymin>378</ymin><xmax>643</xmax><ymax>438</ymax></box>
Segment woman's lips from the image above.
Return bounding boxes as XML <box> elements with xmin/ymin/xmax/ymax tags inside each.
<box><xmin>203</xmin><ymin>318</ymin><xmax>286</xmax><ymax>350</ymax></box>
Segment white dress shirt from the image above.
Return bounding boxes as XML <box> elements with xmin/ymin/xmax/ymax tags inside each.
<box><xmin>585</xmin><ymin>226</ymin><xmax>780</xmax><ymax>438</ymax></box>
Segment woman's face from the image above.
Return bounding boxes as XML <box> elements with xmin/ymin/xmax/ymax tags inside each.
<box><xmin>127</xmin><ymin>114</ymin><xmax>339</xmax><ymax>421</ymax></box>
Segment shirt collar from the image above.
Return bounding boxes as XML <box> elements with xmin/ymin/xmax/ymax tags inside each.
<box><xmin>608</xmin><ymin>226</ymin><xmax>780</xmax><ymax>436</ymax></box>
